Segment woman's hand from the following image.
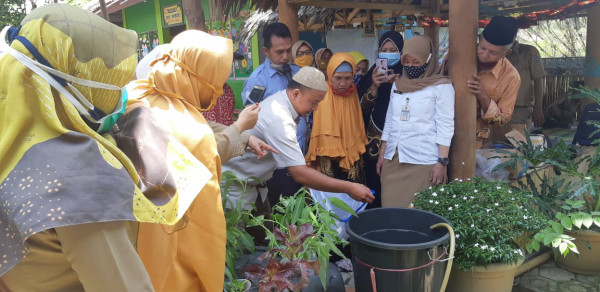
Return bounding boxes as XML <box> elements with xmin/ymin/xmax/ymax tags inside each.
<box><xmin>248</xmin><ymin>135</ymin><xmax>279</xmax><ymax>159</ymax></box>
<box><xmin>376</xmin><ymin>156</ymin><xmax>384</xmax><ymax>176</ymax></box>
<box><xmin>233</xmin><ymin>103</ymin><xmax>260</xmax><ymax>132</ymax></box>
<box><xmin>429</xmin><ymin>163</ymin><xmax>448</xmax><ymax>186</ymax></box>
<box><xmin>371</xmin><ymin>68</ymin><xmax>387</xmax><ymax>92</ymax></box>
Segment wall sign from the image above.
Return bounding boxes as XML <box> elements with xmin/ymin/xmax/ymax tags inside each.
<box><xmin>162</xmin><ymin>3</ymin><xmax>184</xmax><ymax>27</ymax></box>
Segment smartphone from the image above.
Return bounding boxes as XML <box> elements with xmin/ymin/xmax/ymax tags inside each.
<box><xmin>245</xmin><ymin>85</ymin><xmax>267</xmax><ymax>107</ymax></box>
<box><xmin>375</xmin><ymin>58</ymin><xmax>388</xmax><ymax>75</ymax></box>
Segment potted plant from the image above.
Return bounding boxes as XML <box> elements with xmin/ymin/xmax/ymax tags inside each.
<box><xmin>243</xmin><ymin>188</ymin><xmax>356</xmax><ymax>291</ymax></box>
<box><xmin>413</xmin><ymin>177</ymin><xmax>546</xmax><ymax>292</ymax></box>
<box><xmin>524</xmin><ymin>86</ymin><xmax>600</xmax><ymax>274</ymax></box>
<box><xmin>222</xmin><ymin>171</ymin><xmax>258</xmax><ymax>292</ymax></box>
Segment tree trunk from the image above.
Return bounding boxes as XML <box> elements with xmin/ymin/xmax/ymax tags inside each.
<box><xmin>183</xmin><ymin>0</ymin><xmax>207</xmax><ymax>31</ymax></box>
<box><xmin>98</xmin><ymin>0</ymin><xmax>109</xmax><ymax>20</ymax></box>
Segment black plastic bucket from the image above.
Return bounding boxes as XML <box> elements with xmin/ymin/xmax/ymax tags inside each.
<box><xmin>347</xmin><ymin>207</ymin><xmax>452</xmax><ymax>292</ymax></box>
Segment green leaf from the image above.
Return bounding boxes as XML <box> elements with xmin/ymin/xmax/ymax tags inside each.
<box><xmin>543</xmin><ymin>234</ymin><xmax>555</xmax><ymax>246</ymax></box>
<box><xmin>559</xmin><ymin>242</ymin><xmax>568</xmax><ymax>257</ymax></box>
<box><xmin>329</xmin><ymin>197</ymin><xmax>358</xmax><ymax>217</ymax></box>
<box><xmin>551</xmin><ymin>222</ymin><xmax>564</xmax><ymax>234</ymax></box>
<box><xmin>560</xmin><ymin>216</ymin><xmax>573</xmax><ymax>230</ymax></box>
<box><xmin>581</xmin><ymin>213</ymin><xmax>594</xmax><ymax>229</ymax></box>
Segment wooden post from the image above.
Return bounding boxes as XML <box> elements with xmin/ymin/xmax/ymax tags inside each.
<box><xmin>586</xmin><ymin>4</ymin><xmax>600</xmax><ymax>90</ymax></box>
<box><xmin>448</xmin><ymin>0</ymin><xmax>478</xmax><ymax>179</ymax></box>
<box><xmin>424</xmin><ymin>22</ymin><xmax>439</xmax><ymax>61</ymax></box>
<box><xmin>278</xmin><ymin>0</ymin><xmax>299</xmax><ymax>43</ymax></box>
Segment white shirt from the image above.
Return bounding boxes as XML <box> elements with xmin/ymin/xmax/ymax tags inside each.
<box><xmin>381</xmin><ymin>83</ymin><xmax>455</xmax><ymax>165</ymax></box>
<box><xmin>222</xmin><ymin>90</ymin><xmax>306</xmax><ymax>209</ymax></box>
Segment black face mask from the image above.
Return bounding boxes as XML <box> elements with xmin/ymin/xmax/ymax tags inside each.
<box><xmin>404</xmin><ymin>63</ymin><xmax>429</xmax><ymax>79</ymax></box>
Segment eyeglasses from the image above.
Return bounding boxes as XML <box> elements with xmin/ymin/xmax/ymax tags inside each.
<box><xmin>297</xmin><ymin>50</ymin><xmax>313</xmax><ymax>56</ymax></box>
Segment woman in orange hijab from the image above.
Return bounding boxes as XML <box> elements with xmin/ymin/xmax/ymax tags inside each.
<box><xmin>306</xmin><ymin>52</ymin><xmax>368</xmax><ymax>183</ymax></box>
<box><xmin>122</xmin><ymin>30</ymin><xmax>273</xmax><ymax>292</ymax></box>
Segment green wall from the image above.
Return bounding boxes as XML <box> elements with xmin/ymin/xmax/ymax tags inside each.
<box><xmin>123</xmin><ymin>0</ymin><xmax>157</xmax><ymax>33</ymax></box>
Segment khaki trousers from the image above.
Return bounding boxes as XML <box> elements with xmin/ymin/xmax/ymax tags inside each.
<box><xmin>1</xmin><ymin>221</ymin><xmax>153</xmax><ymax>292</ymax></box>
<box><xmin>381</xmin><ymin>153</ymin><xmax>435</xmax><ymax>208</ymax></box>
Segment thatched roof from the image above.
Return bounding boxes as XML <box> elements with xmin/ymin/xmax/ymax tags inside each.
<box><xmin>230</xmin><ymin>0</ymin><xmax>598</xmax><ymax>44</ymax></box>
<box><xmin>238</xmin><ymin>6</ymin><xmax>336</xmax><ymax>44</ymax></box>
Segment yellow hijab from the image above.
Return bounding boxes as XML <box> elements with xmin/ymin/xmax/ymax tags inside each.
<box><xmin>127</xmin><ymin>30</ymin><xmax>233</xmax><ymax>292</ymax></box>
<box><xmin>0</xmin><ymin>4</ymin><xmax>181</xmax><ymax>276</ymax></box>
<box><xmin>306</xmin><ymin>52</ymin><xmax>367</xmax><ymax>173</ymax></box>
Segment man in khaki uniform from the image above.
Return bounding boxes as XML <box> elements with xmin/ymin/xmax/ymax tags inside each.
<box><xmin>506</xmin><ymin>41</ymin><xmax>546</xmax><ymax>133</ymax></box>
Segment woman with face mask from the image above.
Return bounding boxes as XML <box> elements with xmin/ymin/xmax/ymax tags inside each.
<box><xmin>292</xmin><ymin>40</ymin><xmax>314</xmax><ymax>68</ymax></box>
<box><xmin>356</xmin><ymin>31</ymin><xmax>404</xmax><ymax>208</ymax></box>
<box><xmin>348</xmin><ymin>51</ymin><xmax>370</xmax><ymax>85</ymax></box>
<box><xmin>376</xmin><ymin>35</ymin><xmax>455</xmax><ymax>208</ymax></box>
<box><xmin>306</xmin><ymin>53</ymin><xmax>368</xmax><ymax>183</ymax></box>
<box><xmin>0</xmin><ymin>4</ymin><xmax>173</xmax><ymax>290</ymax></box>
<box><xmin>122</xmin><ymin>30</ymin><xmax>276</xmax><ymax>292</ymax></box>
<box><xmin>315</xmin><ymin>47</ymin><xmax>333</xmax><ymax>78</ymax></box>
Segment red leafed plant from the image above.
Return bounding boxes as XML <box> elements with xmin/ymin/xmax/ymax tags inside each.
<box><xmin>244</xmin><ymin>223</ymin><xmax>321</xmax><ymax>292</ymax></box>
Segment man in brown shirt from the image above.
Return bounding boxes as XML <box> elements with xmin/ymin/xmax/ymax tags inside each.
<box><xmin>507</xmin><ymin>41</ymin><xmax>546</xmax><ymax>132</ymax></box>
<box><xmin>467</xmin><ymin>16</ymin><xmax>521</xmax><ymax>148</ymax></box>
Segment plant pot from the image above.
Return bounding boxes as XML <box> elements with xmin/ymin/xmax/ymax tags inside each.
<box><xmin>555</xmin><ymin>229</ymin><xmax>600</xmax><ymax>275</ymax></box>
<box><xmin>224</xmin><ymin>279</ymin><xmax>251</xmax><ymax>292</ymax></box>
<box><xmin>445</xmin><ymin>259</ymin><xmax>523</xmax><ymax>292</ymax></box>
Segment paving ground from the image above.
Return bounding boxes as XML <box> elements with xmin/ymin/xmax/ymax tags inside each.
<box><xmin>340</xmin><ymin>258</ymin><xmax>600</xmax><ymax>292</ymax></box>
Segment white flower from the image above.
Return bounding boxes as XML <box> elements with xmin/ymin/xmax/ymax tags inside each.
<box><xmin>432</xmin><ymin>192</ymin><xmax>438</xmax><ymax>197</ymax></box>
<box><xmin>448</xmin><ymin>207</ymin><xmax>453</xmax><ymax>211</ymax></box>
<box><xmin>496</xmin><ymin>186</ymin><xmax>501</xmax><ymax>190</ymax></box>
<box><xmin>440</xmin><ymin>187</ymin><xmax>445</xmax><ymax>192</ymax></box>
<box><xmin>508</xmin><ymin>190</ymin><xmax>512</xmax><ymax>194</ymax></box>
<box><xmin>452</xmin><ymin>195</ymin><xmax>456</xmax><ymax>198</ymax></box>
<box><xmin>470</xmin><ymin>196</ymin><xmax>475</xmax><ymax>199</ymax></box>
<box><xmin>434</xmin><ymin>201</ymin><xmax>439</xmax><ymax>205</ymax></box>
<box><xmin>481</xmin><ymin>245</ymin><xmax>488</xmax><ymax>250</ymax></box>
<box><xmin>455</xmin><ymin>234</ymin><xmax>460</xmax><ymax>238</ymax></box>
<box><xmin>459</xmin><ymin>179</ymin><xmax>463</xmax><ymax>182</ymax></box>
<box><xmin>490</xmin><ymin>247</ymin><xmax>496</xmax><ymax>251</ymax></box>
<box><xmin>494</xmin><ymin>202</ymin><xmax>499</xmax><ymax>206</ymax></box>
<box><xmin>471</xmin><ymin>224</ymin><xmax>475</xmax><ymax>227</ymax></box>
<box><xmin>486</xmin><ymin>209</ymin><xmax>491</xmax><ymax>213</ymax></box>
<box><xmin>474</xmin><ymin>189</ymin><xmax>478</xmax><ymax>193</ymax></box>
<box><xmin>514</xmin><ymin>249</ymin><xmax>523</xmax><ymax>256</ymax></box>
<box><xmin>414</xmin><ymin>192</ymin><xmax>419</xmax><ymax>196</ymax></box>
<box><xmin>429</xmin><ymin>186</ymin><xmax>433</xmax><ymax>190</ymax></box>
<box><xmin>429</xmin><ymin>200</ymin><xmax>434</xmax><ymax>203</ymax></box>
<box><xmin>474</xmin><ymin>243</ymin><xmax>479</xmax><ymax>247</ymax></box>
<box><xmin>455</xmin><ymin>204</ymin><xmax>459</xmax><ymax>208</ymax></box>
<box><xmin>523</xmin><ymin>215</ymin><xmax>528</xmax><ymax>220</ymax></box>
<box><xmin>463</xmin><ymin>196</ymin><xmax>468</xmax><ymax>200</ymax></box>
<box><xmin>511</xmin><ymin>197</ymin><xmax>515</xmax><ymax>201</ymax></box>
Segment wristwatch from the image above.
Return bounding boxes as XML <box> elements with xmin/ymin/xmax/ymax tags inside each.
<box><xmin>437</xmin><ymin>157</ymin><xmax>450</xmax><ymax>166</ymax></box>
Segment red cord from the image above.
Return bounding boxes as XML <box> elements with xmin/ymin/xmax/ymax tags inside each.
<box><xmin>354</xmin><ymin>251</ymin><xmax>447</xmax><ymax>292</ymax></box>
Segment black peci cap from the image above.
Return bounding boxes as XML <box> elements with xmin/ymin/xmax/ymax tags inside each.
<box><xmin>482</xmin><ymin>16</ymin><xmax>519</xmax><ymax>46</ymax></box>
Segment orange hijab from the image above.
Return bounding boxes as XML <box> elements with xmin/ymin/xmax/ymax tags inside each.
<box><xmin>306</xmin><ymin>52</ymin><xmax>367</xmax><ymax>172</ymax></box>
<box><xmin>127</xmin><ymin>30</ymin><xmax>233</xmax><ymax>292</ymax></box>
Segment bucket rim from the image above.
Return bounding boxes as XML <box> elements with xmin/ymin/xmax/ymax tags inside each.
<box><xmin>346</xmin><ymin>207</ymin><xmax>452</xmax><ymax>250</ymax></box>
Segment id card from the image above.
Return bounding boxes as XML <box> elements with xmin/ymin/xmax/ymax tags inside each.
<box><xmin>400</xmin><ymin>104</ymin><xmax>410</xmax><ymax>121</ymax></box>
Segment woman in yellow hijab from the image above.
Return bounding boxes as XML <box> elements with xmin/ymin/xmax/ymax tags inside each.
<box><xmin>306</xmin><ymin>52</ymin><xmax>368</xmax><ymax>183</ymax></box>
<box><xmin>0</xmin><ymin>4</ymin><xmax>178</xmax><ymax>291</ymax></box>
<box><xmin>124</xmin><ymin>30</ymin><xmax>237</xmax><ymax>292</ymax></box>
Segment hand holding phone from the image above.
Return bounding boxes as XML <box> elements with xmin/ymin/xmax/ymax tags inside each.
<box><xmin>244</xmin><ymin>85</ymin><xmax>267</xmax><ymax>107</ymax></box>
<box><xmin>375</xmin><ymin>58</ymin><xmax>388</xmax><ymax>75</ymax></box>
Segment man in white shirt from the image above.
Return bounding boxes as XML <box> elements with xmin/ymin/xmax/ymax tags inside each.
<box><xmin>223</xmin><ymin>67</ymin><xmax>374</xmax><ymax>242</ymax></box>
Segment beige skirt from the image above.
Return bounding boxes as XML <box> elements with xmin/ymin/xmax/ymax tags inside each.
<box><xmin>380</xmin><ymin>153</ymin><xmax>435</xmax><ymax>208</ymax></box>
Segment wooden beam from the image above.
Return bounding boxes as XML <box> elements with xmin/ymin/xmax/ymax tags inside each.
<box><xmin>335</xmin><ymin>12</ymin><xmax>345</xmax><ymax>23</ymax></box>
<box><xmin>279</xmin><ymin>0</ymin><xmax>299</xmax><ymax>42</ymax></box>
<box><xmin>287</xmin><ymin>0</ymin><xmax>428</xmax><ymax>12</ymax></box>
<box><xmin>347</xmin><ymin>8</ymin><xmax>360</xmax><ymax>23</ymax></box>
<box><xmin>424</xmin><ymin>22</ymin><xmax>439</xmax><ymax>60</ymax></box>
<box><xmin>584</xmin><ymin>4</ymin><xmax>600</xmax><ymax>104</ymax></box>
<box><xmin>448</xmin><ymin>0</ymin><xmax>478</xmax><ymax>179</ymax></box>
